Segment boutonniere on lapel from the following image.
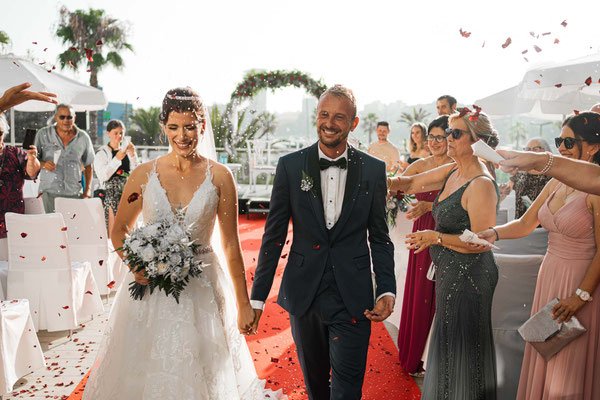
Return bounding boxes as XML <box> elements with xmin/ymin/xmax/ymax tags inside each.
<box><xmin>300</xmin><ymin>170</ymin><xmax>316</xmax><ymax>195</ymax></box>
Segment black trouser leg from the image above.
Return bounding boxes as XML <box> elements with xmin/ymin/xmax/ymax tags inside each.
<box><xmin>290</xmin><ymin>306</ymin><xmax>331</xmax><ymax>400</ymax></box>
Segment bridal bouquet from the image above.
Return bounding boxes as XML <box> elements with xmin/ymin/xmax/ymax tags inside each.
<box><xmin>118</xmin><ymin>209</ymin><xmax>206</xmax><ymax>303</ymax></box>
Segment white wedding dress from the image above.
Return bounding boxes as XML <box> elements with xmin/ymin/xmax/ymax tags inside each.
<box><xmin>83</xmin><ymin>162</ymin><xmax>286</xmax><ymax>400</ymax></box>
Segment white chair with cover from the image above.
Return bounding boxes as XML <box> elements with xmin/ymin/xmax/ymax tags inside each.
<box><xmin>23</xmin><ymin>197</ymin><xmax>45</xmax><ymax>215</ymax></box>
<box><xmin>0</xmin><ymin>299</ymin><xmax>45</xmax><ymax>396</ymax></box>
<box><xmin>55</xmin><ymin>198</ymin><xmax>114</xmax><ymax>296</ymax></box>
<box><xmin>5</xmin><ymin>212</ymin><xmax>103</xmax><ymax>332</ymax></box>
<box><xmin>247</xmin><ymin>139</ymin><xmax>276</xmax><ymax>192</ymax></box>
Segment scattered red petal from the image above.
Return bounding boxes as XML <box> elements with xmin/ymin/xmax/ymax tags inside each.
<box><xmin>21</xmin><ymin>232</ymin><xmax>28</xmax><ymax>238</ymax></box>
<box><xmin>524</xmin><ymin>57</ymin><xmax>529</xmax><ymax>62</ymax></box>
<box><xmin>19</xmin><ymin>255</ymin><xmax>25</xmax><ymax>259</ymax></box>
<box><xmin>69</xmin><ymin>46</ymin><xmax>78</xmax><ymax>51</ymax></box>
<box><xmin>533</xmin><ymin>45</ymin><xmax>542</xmax><ymax>53</ymax></box>
<box><xmin>459</xmin><ymin>28</ymin><xmax>471</xmax><ymax>38</ymax></box>
<box><xmin>522</xmin><ymin>49</ymin><xmax>528</xmax><ymax>55</ymax></box>
<box><xmin>542</xmin><ymin>32</ymin><xmax>551</xmax><ymax>36</ymax></box>
<box><xmin>585</xmin><ymin>76</ymin><xmax>592</xmax><ymax>86</ymax></box>
<box><xmin>555</xmin><ymin>83</ymin><xmax>563</xmax><ymax>88</ymax></box>
<box><xmin>60</xmin><ymin>245</ymin><xmax>66</xmax><ymax>249</ymax></box>
<box><xmin>11</xmin><ymin>300</ymin><xmax>18</xmax><ymax>303</ymax></box>
<box><xmin>313</xmin><ymin>244</ymin><xmax>320</xmax><ymax>249</ymax></box>
<box><xmin>554</xmin><ymin>38</ymin><xmax>560</xmax><ymax>44</ymax></box>
<box><xmin>127</xmin><ymin>192</ymin><xmax>140</xmax><ymax>203</ymax></box>
<box><xmin>107</xmin><ymin>281</ymin><xmax>116</xmax><ymax>289</ymax></box>
<box><xmin>87</xmin><ymin>68</ymin><xmax>93</xmax><ymax>72</ymax></box>
<box><xmin>84</xmin><ymin>47</ymin><xmax>94</xmax><ymax>62</ymax></box>
<box><xmin>96</xmin><ymin>39</ymin><xmax>103</xmax><ymax>46</ymax></box>
<box><xmin>501</xmin><ymin>37</ymin><xmax>512</xmax><ymax>49</ymax></box>
<box><xmin>534</xmin><ymin>80</ymin><xmax>541</xmax><ymax>85</ymax></box>
<box><xmin>62</xmin><ymin>306</ymin><xmax>69</xmax><ymax>309</ymax></box>
<box><xmin>281</xmin><ymin>254</ymin><xmax>288</xmax><ymax>259</ymax></box>
<box><xmin>85</xmin><ymin>291</ymin><xmax>93</xmax><ymax>295</ymax></box>
<box><xmin>61</xmin><ymin>227</ymin><xmax>67</xmax><ymax>231</ymax></box>
<box><xmin>99</xmin><ymin>260</ymin><xmax>104</xmax><ymax>266</ymax></box>
<box><xmin>482</xmin><ymin>41</ymin><xmax>486</xmax><ymax>48</ymax></box>
<box><xmin>561</xmin><ymin>20</ymin><xmax>567</xmax><ymax>28</ymax></box>
<box><xmin>529</xmin><ymin>31</ymin><xmax>536</xmax><ymax>37</ymax></box>
<box><xmin>32</xmin><ymin>41</ymin><xmax>38</xmax><ymax>44</ymax></box>
<box><xmin>271</xmin><ymin>357</ymin><xmax>279</xmax><ymax>363</ymax></box>
<box><xmin>13</xmin><ymin>61</ymin><xmax>19</xmax><ymax>67</ymax></box>
<box><xmin>41</xmin><ymin>257</ymin><xmax>46</xmax><ymax>261</ymax></box>
<box><xmin>351</xmin><ymin>317</ymin><xmax>357</xmax><ymax>324</ymax></box>
<box><xmin>38</xmin><ymin>61</ymin><xmax>46</xmax><ymax>65</ymax></box>
<box><xmin>574</xmin><ymin>110</ymin><xmax>580</xmax><ymax>115</ymax></box>
<box><xmin>43</xmin><ymin>47</ymin><xmax>47</xmax><ymax>52</ymax></box>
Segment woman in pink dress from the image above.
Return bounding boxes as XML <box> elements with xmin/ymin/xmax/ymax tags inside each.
<box><xmin>480</xmin><ymin>111</ymin><xmax>600</xmax><ymax>399</ymax></box>
<box><xmin>396</xmin><ymin>115</ymin><xmax>453</xmax><ymax>375</ymax></box>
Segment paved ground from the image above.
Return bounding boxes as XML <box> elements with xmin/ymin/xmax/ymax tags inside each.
<box><xmin>5</xmin><ymin>296</ymin><xmax>422</xmax><ymax>399</ymax></box>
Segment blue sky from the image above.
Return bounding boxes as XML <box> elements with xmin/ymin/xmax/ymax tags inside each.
<box><xmin>1</xmin><ymin>0</ymin><xmax>598</xmax><ymax>112</ymax></box>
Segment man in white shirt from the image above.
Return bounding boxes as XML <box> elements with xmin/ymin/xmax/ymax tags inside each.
<box><xmin>251</xmin><ymin>85</ymin><xmax>395</xmax><ymax>400</ymax></box>
<box><xmin>367</xmin><ymin>121</ymin><xmax>401</xmax><ymax>172</ymax></box>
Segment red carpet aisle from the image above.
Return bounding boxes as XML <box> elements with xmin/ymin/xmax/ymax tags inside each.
<box><xmin>68</xmin><ymin>216</ymin><xmax>420</xmax><ymax>399</ymax></box>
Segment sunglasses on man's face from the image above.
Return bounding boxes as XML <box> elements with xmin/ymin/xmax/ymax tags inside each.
<box><xmin>555</xmin><ymin>137</ymin><xmax>583</xmax><ymax>150</ymax></box>
<box><xmin>58</xmin><ymin>115</ymin><xmax>74</xmax><ymax>120</ymax></box>
<box><xmin>426</xmin><ymin>134</ymin><xmax>447</xmax><ymax>143</ymax></box>
<box><xmin>444</xmin><ymin>128</ymin><xmax>470</xmax><ymax>140</ymax></box>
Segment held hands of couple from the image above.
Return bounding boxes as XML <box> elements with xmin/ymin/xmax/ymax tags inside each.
<box><xmin>238</xmin><ymin>304</ymin><xmax>257</xmax><ymax>336</ymax></box>
<box><xmin>364</xmin><ymin>295</ymin><xmax>395</xmax><ymax>322</ymax></box>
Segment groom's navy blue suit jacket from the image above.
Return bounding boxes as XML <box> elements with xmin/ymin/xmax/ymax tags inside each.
<box><xmin>251</xmin><ymin>142</ymin><xmax>395</xmax><ymax>318</ymax></box>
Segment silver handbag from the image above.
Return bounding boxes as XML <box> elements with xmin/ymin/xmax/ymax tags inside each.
<box><xmin>518</xmin><ymin>298</ymin><xmax>586</xmax><ymax>361</ymax></box>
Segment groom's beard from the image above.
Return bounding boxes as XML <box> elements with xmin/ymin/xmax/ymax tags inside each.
<box><xmin>318</xmin><ymin>124</ymin><xmax>350</xmax><ymax>148</ymax></box>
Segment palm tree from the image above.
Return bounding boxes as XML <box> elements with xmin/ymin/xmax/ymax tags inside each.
<box><xmin>128</xmin><ymin>107</ymin><xmax>161</xmax><ymax>145</ymax></box>
<box><xmin>397</xmin><ymin>107</ymin><xmax>430</xmax><ymax>125</ymax></box>
<box><xmin>0</xmin><ymin>30</ymin><xmax>10</xmax><ymax>53</ymax></box>
<box><xmin>210</xmin><ymin>104</ymin><xmax>277</xmax><ymax>160</ymax></box>
<box><xmin>55</xmin><ymin>6</ymin><xmax>133</xmax><ymax>143</ymax></box>
<box><xmin>361</xmin><ymin>112</ymin><xmax>378</xmax><ymax>145</ymax></box>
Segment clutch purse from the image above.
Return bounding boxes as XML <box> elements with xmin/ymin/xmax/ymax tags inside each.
<box><xmin>518</xmin><ymin>298</ymin><xmax>586</xmax><ymax>361</ymax></box>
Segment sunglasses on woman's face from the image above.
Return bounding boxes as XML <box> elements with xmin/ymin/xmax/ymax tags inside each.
<box><xmin>555</xmin><ymin>137</ymin><xmax>583</xmax><ymax>149</ymax></box>
<box><xmin>427</xmin><ymin>134</ymin><xmax>447</xmax><ymax>143</ymax></box>
<box><xmin>58</xmin><ymin>115</ymin><xmax>74</xmax><ymax>120</ymax></box>
<box><xmin>444</xmin><ymin>128</ymin><xmax>469</xmax><ymax>139</ymax></box>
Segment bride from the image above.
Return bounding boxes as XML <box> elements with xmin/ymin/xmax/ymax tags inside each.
<box><xmin>83</xmin><ymin>87</ymin><xmax>286</xmax><ymax>399</ymax></box>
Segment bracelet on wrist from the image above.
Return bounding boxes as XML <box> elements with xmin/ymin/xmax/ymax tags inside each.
<box><xmin>490</xmin><ymin>227</ymin><xmax>500</xmax><ymax>241</ymax></box>
<box><xmin>538</xmin><ymin>152</ymin><xmax>554</xmax><ymax>175</ymax></box>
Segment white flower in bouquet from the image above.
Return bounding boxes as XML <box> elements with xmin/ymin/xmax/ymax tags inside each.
<box><xmin>169</xmin><ymin>253</ymin><xmax>182</xmax><ymax>266</ymax></box>
<box><xmin>157</xmin><ymin>263</ymin><xmax>168</xmax><ymax>274</ymax></box>
<box><xmin>143</xmin><ymin>223</ymin><xmax>161</xmax><ymax>239</ymax></box>
<box><xmin>141</xmin><ymin>247</ymin><xmax>157</xmax><ymax>262</ymax></box>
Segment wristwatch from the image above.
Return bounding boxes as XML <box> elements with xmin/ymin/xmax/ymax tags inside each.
<box><xmin>576</xmin><ymin>288</ymin><xmax>592</xmax><ymax>302</ymax></box>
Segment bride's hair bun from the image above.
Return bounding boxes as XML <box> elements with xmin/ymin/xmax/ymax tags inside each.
<box><xmin>159</xmin><ymin>87</ymin><xmax>205</xmax><ymax>124</ymax></box>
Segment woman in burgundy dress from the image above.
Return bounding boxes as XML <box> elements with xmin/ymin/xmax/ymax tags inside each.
<box><xmin>0</xmin><ymin>113</ymin><xmax>41</xmax><ymax>238</ymax></box>
<box><xmin>397</xmin><ymin>115</ymin><xmax>454</xmax><ymax>375</ymax></box>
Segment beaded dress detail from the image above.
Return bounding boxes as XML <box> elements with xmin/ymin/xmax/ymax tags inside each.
<box><xmin>422</xmin><ymin>169</ymin><xmax>499</xmax><ymax>399</ymax></box>
<box><xmin>83</xmin><ymin>162</ymin><xmax>286</xmax><ymax>400</ymax></box>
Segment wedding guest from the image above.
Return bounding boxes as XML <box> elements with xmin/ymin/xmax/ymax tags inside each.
<box><xmin>499</xmin><ymin>137</ymin><xmax>552</xmax><ymax>218</ymax></box>
<box><xmin>396</xmin><ymin>115</ymin><xmax>453</xmax><ymax>376</ymax></box>
<box><xmin>407</xmin><ymin>122</ymin><xmax>430</xmax><ymax>164</ymax></box>
<box><xmin>480</xmin><ymin>112</ymin><xmax>600</xmax><ymax>400</ymax></box>
<box><xmin>94</xmin><ymin>119</ymin><xmax>139</xmax><ymax>235</ymax></box>
<box><xmin>368</xmin><ymin>121</ymin><xmax>401</xmax><ymax>172</ymax></box>
<box><xmin>498</xmin><ymin>113</ymin><xmax>600</xmax><ymax>196</ymax></box>
<box><xmin>436</xmin><ymin>95</ymin><xmax>457</xmax><ymax>116</ymax></box>
<box><xmin>34</xmin><ymin>104</ymin><xmax>95</xmax><ymax>213</ymax></box>
<box><xmin>0</xmin><ymin>113</ymin><xmax>41</xmax><ymax>237</ymax></box>
<box><xmin>389</xmin><ymin>109</ymin><xmax>500</xmax><ymax>398</ymax></box>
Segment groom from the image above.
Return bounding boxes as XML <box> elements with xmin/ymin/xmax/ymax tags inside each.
<box><xmin>250</xmin><ymin>85</ymin><xmax>396</xmax><ymax>400</ymax></box>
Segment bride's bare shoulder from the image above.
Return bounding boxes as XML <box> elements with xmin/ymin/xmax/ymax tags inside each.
<box><xmin>127</xmin><ymin>159</ymin><xmax>161</xmax><ymax>186</ymax></box>
<box><xmin>208</xmin><ymin>160</ymin><xmax>235</xmax><ymax>182</ymax></box>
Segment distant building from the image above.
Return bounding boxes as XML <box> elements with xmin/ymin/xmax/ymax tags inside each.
<box><xmin>97</xmin><ymin>102</ymin><xmax>132</xmax><ymax>144</ymax></box>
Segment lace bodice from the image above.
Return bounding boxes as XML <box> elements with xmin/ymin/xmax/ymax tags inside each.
<box><xmin>142</xmin><ymin>161</ymin><xmax>219</xmax><ymax>247</ymax></box>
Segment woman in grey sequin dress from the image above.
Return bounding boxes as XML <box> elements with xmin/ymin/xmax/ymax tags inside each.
<box><xmin>389</xmin><ymin>110</ymin><xmax>500</xmax><ymax>399</ymax></box>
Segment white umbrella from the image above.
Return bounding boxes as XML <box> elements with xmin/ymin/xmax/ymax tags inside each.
<box><xmin>518</xmin><ymin>53</ymin><xmax>600</xmax><ymax>110</ymax></box>
<box><xmin>0</xmin><ymin>54</ymin><xmax>107</xmax><ymax>112</ymax></box>
<box><xmin>0</xmin><ymin>54</ymin><xmax>107</xmax><ymax>145</ymax></box>
<box><xmin>475</xmin><ymin>86</ymin><xmax>563</xmax><ymax>120</ymax></box>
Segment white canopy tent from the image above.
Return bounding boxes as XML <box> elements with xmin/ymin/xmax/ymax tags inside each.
<box><xmin>0</xmin><ymin>54</ymin><xmax>107</xmax><ymax>145</ymax></box>
<box><xmin>475</xmin><ymin>53</ymin><xmax>600</xmax><ymax>119</ymax></box>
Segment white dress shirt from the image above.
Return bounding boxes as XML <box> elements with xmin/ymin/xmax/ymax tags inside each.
<box><xmin>251</xmin><ymin>145</ymin><xmax>394</xmax><ymax>311</ymax></box>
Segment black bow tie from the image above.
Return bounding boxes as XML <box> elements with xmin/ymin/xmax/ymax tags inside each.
<box><xmin>319</xmin><ymin>157</ymin><xmax>347</xmax><ymax>170</ymax></box>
